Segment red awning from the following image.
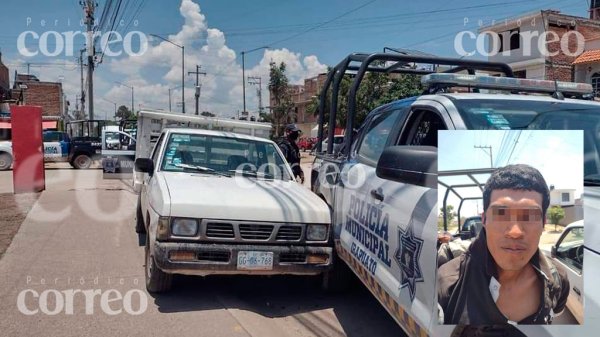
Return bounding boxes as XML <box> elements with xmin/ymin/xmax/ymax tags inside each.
<box><xmin>0</xmin><ymin>121</ymin><xmax>57</xmax><ymax>129</ymax></box>
<box><xmin>42</xmin><ymin>121</ymin><xmax>57</xmax><ymax>129</ymax></box>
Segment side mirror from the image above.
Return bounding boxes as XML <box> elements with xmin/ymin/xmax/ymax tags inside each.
<box><xmin>551</xmin><ymin>245</ymin><xmax>557</xmax><ymax>258</ymax></box>
<box><xmin>135</xmin><ymin>158</ymin><xmax>154</xmax><ymax>176</ymax></box>
<box><xmin>376</xmin><ymin>146</ymin><xmax>437</xmax><ymax>188</ymax></box>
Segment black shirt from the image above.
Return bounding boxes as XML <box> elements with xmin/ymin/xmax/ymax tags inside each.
<box><xmin>278</xmin><ymin>137</ymin><xmax>302</xmax><ymax>178</ymax></box>
<box><xmin>438</xmin><ymin>228</ymin><xmax>570</xmax><ymax>325</ymax></box>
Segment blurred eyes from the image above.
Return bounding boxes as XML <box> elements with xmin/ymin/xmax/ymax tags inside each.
<box><xmin>489</xmin><ymin>207</ymin><xmax>542</xmax><ymax>223</ymax></box>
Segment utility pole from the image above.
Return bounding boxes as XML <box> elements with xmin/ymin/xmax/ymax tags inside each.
<box><xmin>188</xmin><ymin>65</ymin><xmax>206</xmax><ymax>115</ymax></box>
<box><xmin>248</xmin><ymin>76</ymin><xmax>263</xmax><ymax>119</ymax></box>
<box><xmin>83</xmin><ymin>0</ymin><xmax>95</xmax><ymax>120</ymax></box>
<box><xmin>79</xmin><ymin>48</ymin><xmax>85</xmax><ymax>119</ymax></box>
<box><xmin>474</xmin><ymin>145</ymin><xmax>493</xmax><ymax>168</ymax></box>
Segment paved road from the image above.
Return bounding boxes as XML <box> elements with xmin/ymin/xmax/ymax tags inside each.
<box><xmin>0</xmin><ymin>169</ymin><xmax>402</xmax><ymax>337</ymax></box>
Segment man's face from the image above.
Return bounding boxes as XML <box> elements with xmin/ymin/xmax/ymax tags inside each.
<box><xmin>483</xmin><ymin>189</ymin><xmax>544</xmax><ymax>272</ymax></box>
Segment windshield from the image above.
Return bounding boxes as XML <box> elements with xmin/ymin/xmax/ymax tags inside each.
<box><xmin>453</xmin><ymin>99</ymin><xmax>600</xmax><ymax>183</ymax></box>
<box><xmin>160</xmin><ymin>133</ymin><xmax>292</xmax><ymax>180</ymax></box>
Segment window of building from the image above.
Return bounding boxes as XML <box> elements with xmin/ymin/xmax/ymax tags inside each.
<box><xmin>562</xmin><ymin>192</ymin><xmax>570</xmax><ymax>202</ymax></box>
<box><xmin>591</xmin><ymin>73</ymin><xmax>600</xmax><ymax>95</ymax></box>
<box><xmin>499</xmin><ymin>28</ymin><xmax>520</xmax><ymax>52</ymax></box>
<box><xmin>513</xmin><ymin>70</ymin><xmax>527</xmax><ymax>78</ymax></box>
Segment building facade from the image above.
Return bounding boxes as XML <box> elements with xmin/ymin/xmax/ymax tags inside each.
<box><xmin>0</xmin><ymin>53</ymin><xmax>10</xmax><ymax>105</ymax></box>
<box><xmin>270</xmin><ymin>73</ymin><xmax>328</xmax><ymax>136</ymax></box>
<box><xmin>11</xmin><ymin>73</ymin><xmax>64</xmax><ymax>117</ymax></box>
<box><xmin>480</xmin><ymin>3</ymin><xmax>600</xmax><ymax>87</ymax></box>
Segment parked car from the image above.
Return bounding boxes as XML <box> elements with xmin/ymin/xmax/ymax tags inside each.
<box><xmin>455</xmin><ymin>215</ymin><xmax>483</xmax><ymax>240</ymax></box>
<box><xmin>133</xmin><ymin>118</ymin><xmax>333</xmax><ymax>293</ymax></box>
<box><xmin>548</xmin><ymin>220</ymin><xmax>584</xmax><ymax>324</ymax></box>
<box><xmin>321</xmin><ymin>135</ymin><xmax>344</xmax><ymax>155</ymax></box>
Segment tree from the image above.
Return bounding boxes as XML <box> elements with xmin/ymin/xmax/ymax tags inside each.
<box><xmin>548</xmin><ymin>206</ymin><xmax>565</xmax><ymax>231</ymax></box>
<box><xmin>116</xmin><ymin>105</ymin><xmax>134</xmax><ymax>121</ymax></box>
<box><xmin>269</xmin><ymin>61</ymin><xmax>294</xmax><ymax>138</ymax></box>
<box><xmin>309</xmin><ymin>70</ymin><xmax>422</xmax><ymax>134</ymax></box>
<box><xmin>200</xmin><ymin>111</ymin><xmax>215</xmax><ymax>117</ymax></box>
<box><xmin>439</xmin><ymin>205</ymin><xmax>456</xmax><ymax>231</ymax></box>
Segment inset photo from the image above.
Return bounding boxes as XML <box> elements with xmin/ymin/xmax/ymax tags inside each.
<box><xmin>437</xmin><ymin>130</ymin><xmax>584</xmax><ymax>326</ymax></box>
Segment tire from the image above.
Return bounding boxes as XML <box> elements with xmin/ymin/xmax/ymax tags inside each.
<box><xmin>321</xmin><ymin>253</ymin><xmax>356</xmax><ymax>292</ymax></box>
<box><xmin>0</xmin><ymin>153</ymin><xmax>12</xmax><ymax>171</ymax></box>
<box><xmin>72</xmin><ymin>154</ymin><xmax>92</xmax><ymax>169</ymax></box>
<box><xmin>135</xmin><ymin>195</ymin><xmax>146</xmax><ymax>233</ymax></box>
<box><xmin>145</xmin><ymin>233</ymin><xmax>172</xmax><ymax>293</ymax></box>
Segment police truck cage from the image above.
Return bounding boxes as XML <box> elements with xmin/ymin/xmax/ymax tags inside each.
<box><xmin>316</xmin><ymin>52</ymin><xmax>515</xmax><ymax>157</ymax></box>
<box><xmin>316</xmin><ymin>52</ymin><xmax>593</xmax><ymax>157</ymax></box>
<box><xmin>438</xmin><ymin>168</ymin><xmax>496</xmax><ymax>232</ymax></box>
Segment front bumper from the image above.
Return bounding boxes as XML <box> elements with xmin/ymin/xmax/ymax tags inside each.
<box><xmin>153</xmin><ymin>242</ymin><xmax>333</xmax><ymax>276</ymax></box>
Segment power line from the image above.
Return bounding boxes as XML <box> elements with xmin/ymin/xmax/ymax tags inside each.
<box><xmin>266</xmin><ymin>0</ymin><xmax>377</xmax><ymax>47</ymax></box>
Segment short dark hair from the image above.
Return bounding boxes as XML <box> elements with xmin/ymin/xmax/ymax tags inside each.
<box><xmin>482</xmin><ymin>164</ymin><xmax>550</xmax><ymax>217</ymax></box>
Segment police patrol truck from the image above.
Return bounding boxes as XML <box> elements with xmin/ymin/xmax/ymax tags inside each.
<box><xmin>313</xmin><ymin>52</ymin><xmax>600</xmax><ymax>337</ymax></box>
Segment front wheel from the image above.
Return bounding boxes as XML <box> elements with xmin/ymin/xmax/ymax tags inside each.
<box><xmin>321</xmin><ymin>253</ymin><xmax>356</xmax><ymax>292</ymax></box>
<box><xmin>0</xmin><ymin>153</ymin><xmax>12</xmax><ymax>171</ymax></box>
<box><xmin>145</xmin><ymin>234</ymin><xmax>172</xmax><ymax>293</ymax></box>
<box><xmin>71</xmin><ymin>154</ymin><xmax>92</xmax><ymax>169</ymax></box>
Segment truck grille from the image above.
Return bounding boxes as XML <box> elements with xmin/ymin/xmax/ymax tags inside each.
<box><xmin>239</xmin><ymin>224</ymin><xmax>274</xmax><ymax>240</ymax></box>
<box><xmin>206</xmin><ymin>222</ymin><xmax>235</xmax><ymax>238</ymax></box>
<box><xmin>197</xmin><ymin>251</ymin><xmax>230</xmax><ymax>262</ymax></box>
<box><xmin>279</xmin><ymin>253</ymin><xmax>306</xmax><ymax>263</ymax></box>
<box><xmin>276</xmin><ymin>226</ymin><xmax>302</xmax><ymax>241</ymax></box>
<box><xmin>198</xmin><ymin>220</ymin><xmax>310</xmax><ymax>243</ymax></box>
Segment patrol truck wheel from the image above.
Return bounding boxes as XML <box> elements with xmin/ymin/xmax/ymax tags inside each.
<box><xmin>321</xmin><ymin>255</ymin><xmax>355</xmax><ymax>292</ymax></box>
<box><xmin>145</xmin><ymin>233</ymin><xmax>172</xmax><ymax>293</ymax></box>
<box><xmin>135</xmin><ymin>196</ymin><xmax>146</xmax><ymax>233</ymax></box>
<box><xmin>72</xmin><ymin>154</ymin><xmax>92</xmax><ymax>169</ymax></box>
<box><xmin>0</xmin><ymin>153</ymin><xmax>12</xmax><ymax>171</ymax></box>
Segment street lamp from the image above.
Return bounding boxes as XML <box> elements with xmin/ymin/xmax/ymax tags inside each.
<box><xmin>150</xmin><ymin>34</ymin><xmax>186</xmax><ymax>114</ymax></box>
<box><xmin>115</xmin><ymin>81</ymin><xmax>134</xmax><ymax>118</ymax></box>
<box><xmin>102</xmin><ymin>97</ymin><xmax>117</xmax><ymax>121</ymax></box>
<box><xmin>241</xmin><ymin>46</ymin><xmax>268</xmax><ymax>115</ymax></box>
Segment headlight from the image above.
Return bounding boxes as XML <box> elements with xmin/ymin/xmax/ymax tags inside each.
<box><xmin>171</xmin><ymin>218</ymin><xmax>199</xmax><ymax>236</ymax></box>
<box><xmin>307</xmin><ymin>224</ymin><xmax>328</xmax><ymax>241</ymax></box>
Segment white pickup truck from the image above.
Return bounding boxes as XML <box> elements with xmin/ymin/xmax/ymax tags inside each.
<box><xmin>133</xmin><ymin>126</ymin><xmax>333</xmax><ymax>293</ymax></box>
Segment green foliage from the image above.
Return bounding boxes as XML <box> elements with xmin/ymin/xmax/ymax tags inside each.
<box><xmin>116</xmin><ymin>105</ymin><xmax>134</xmax><ymax>121</ymax></box>
<box><xmin>269</xmin><ymin>61</ymin><xmax>294</xmax><ymax>137</ymax></box>
<box><xmin>308</xmin><ymin>71</ymin><xmax>422</xmax><ymax>131</ymax></box>
<box><xmin>439</xmin><ymin>205</ymin><xmax>456</xmax><ymax>231</ymax></box>
<box><xmin>548</xmin><ymin>206</ymin><xmax>565</xmax><ymax>231</ymax></box>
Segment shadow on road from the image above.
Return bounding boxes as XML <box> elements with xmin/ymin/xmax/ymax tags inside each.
<box><xmin>150</xmin><ymin>274</ymin><xmax>402</xmax><ymax>337</ymax></box>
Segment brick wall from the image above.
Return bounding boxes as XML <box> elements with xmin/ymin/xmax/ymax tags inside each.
<box><xmin>545</xmin><ymin>16</ymin><xmax>600</xmax><ymax>81</ymax></box>
<box><xmin>12</xmin><ymin>82</ymin><xmax>63</xmax><ymax>116</ymax></box>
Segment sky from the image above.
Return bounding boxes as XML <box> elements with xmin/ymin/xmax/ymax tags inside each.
<box><xmin>0</xmin><ymin>0</ymin><xmax>591</xmax><ymax>118</ymax></box>
<box><xmin>438</xmin><ymin>130</ymin><xmax>584</xmax><ymax>220</ymax></box>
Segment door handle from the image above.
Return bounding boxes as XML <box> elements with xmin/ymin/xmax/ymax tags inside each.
<box><xmin>573</xmin><ymin>287</ymin><xmax>581</xmax><ymax>296</ymax></box>
<box><xmin>370</xmin><ymin>189</ymin><xmax>384</xmax><ymax>201</ymax></box>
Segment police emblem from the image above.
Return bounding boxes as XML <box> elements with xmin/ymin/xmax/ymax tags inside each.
<box><xmin>396</xmin><ymin>219</ymin><xmax>424</xmax><ymax>302</ymax></box>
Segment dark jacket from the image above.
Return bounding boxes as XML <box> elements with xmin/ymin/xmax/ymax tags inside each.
<box><xmin>278</xmin><ymin>137</ymin><xmax>302</xmax><ymax>178</ymax></box>
<box><xmin>438</xmin><ymin>228</ymin><xmax>570</xmax><ymax>325</ymax></box>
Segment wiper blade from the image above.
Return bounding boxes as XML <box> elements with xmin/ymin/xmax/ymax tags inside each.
<box><xmin>228</xmin><ymin>169</ymin><xmax>275</xmax><ymax>179</ymax></box>
<box><xmin>175</xmin><ymin>164</ymin><xmax>231</xmax><ymax>177</ymax></box>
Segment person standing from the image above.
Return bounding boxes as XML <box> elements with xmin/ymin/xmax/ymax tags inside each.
<box><xmin>278</xmin><ymin>124</ymin><xmax>304</xmax><ymax>183</ymax></box>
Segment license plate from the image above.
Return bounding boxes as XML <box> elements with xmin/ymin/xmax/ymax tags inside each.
<box><xmin>237</xmin><ymin>251</ymin><xmax>274</xmax><ymax>270</ymax></box>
